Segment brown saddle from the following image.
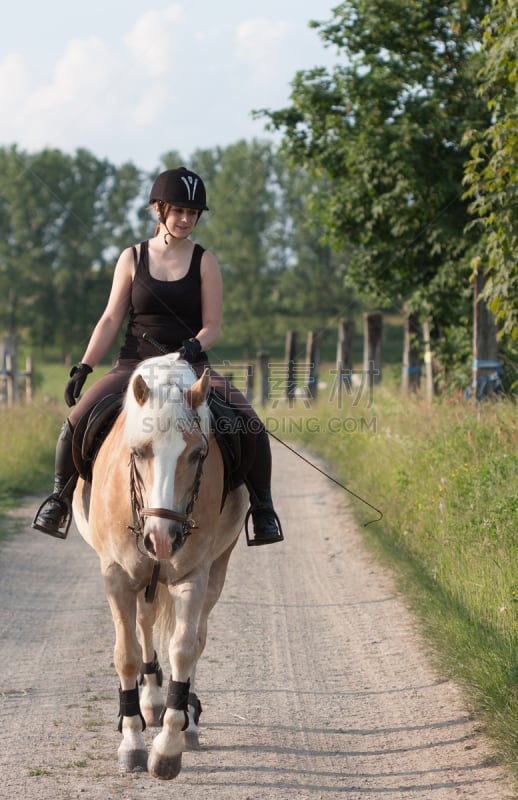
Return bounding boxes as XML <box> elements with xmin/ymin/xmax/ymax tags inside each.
<box><xmin>72</xmin><ymin>393</ymin><xmax>124</xmax><ymax>481</ymax></box>
<box><xmin>72</xmin><ymin>389</ymin><xmax>252</xmax><ymax>508</ymax></box>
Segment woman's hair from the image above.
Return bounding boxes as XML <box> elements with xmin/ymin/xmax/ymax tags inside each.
<box><xmin>153</xmin><ymin>201</ymin><xmax>171</xmax><ymax>237</ymax></box>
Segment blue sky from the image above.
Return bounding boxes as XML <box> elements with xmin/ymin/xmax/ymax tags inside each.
<box><xmin>1</xmin><ymin>1</ymin><xmax>340</xmax><ymax>172</ymax></box>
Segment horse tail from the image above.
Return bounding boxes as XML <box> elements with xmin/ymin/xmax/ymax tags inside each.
<box><xmin>155</xmin><ymin>583</ymin><xmax>175</xmax><ymax>656</ymax></box>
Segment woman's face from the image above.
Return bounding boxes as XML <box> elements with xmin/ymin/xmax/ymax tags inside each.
<box><xmin>165</xmin><ymin>205</ymin><xmax>200</xmax><ymax>238</ymax></box>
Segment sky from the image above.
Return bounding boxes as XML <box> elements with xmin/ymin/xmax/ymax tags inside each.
<box><xmin>1</xmin><ymin>1</ymin><xmax>340</xmax><ymax>173</ymax></box>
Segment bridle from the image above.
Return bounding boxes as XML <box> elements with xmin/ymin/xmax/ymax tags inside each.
<box><xmin>128</xmin><ymin>412</ymin><xmax>209</xmax><ymax>552</ymax></box>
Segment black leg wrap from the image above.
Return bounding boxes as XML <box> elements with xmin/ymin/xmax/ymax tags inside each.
<box><xmin>188</xmin><ymin>692</ymin><xmax>203</xmax><ymax>725</ymax></box>
<box><xmin>118</xmin><ymin>683</ymin><xmax>147</xmax><ymax>733</ymax></box>
<box><xmin>159</xmin><ymin>677</ymin><xmax>190</xmax><ymax>731</ymax></box>
<box><xmin>139</xmin><ymin>651</ymin><xmax>163</xmax><ymax>687</ymax></box>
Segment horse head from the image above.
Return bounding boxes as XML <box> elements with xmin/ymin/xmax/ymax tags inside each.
<box><xmin>124</xmin><ymin>354</ymin><xmax>211</xmax><ymax>559</ymax></box>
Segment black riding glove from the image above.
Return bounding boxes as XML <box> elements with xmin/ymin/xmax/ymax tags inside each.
<box><xmin>178</xmin><ymin>338</ymin><xmax>202</xmax><ymax>364</ymax></box>
<box><xmin>64</xmin><ymin>362</ymin><xmax>93</xmax><ymax>407</ymax></box>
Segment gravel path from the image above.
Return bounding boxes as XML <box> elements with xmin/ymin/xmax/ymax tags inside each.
<box><xmin>0</xmin><ymin>441</ymin><xmax>514</xmax><ymax>799</ymax></box>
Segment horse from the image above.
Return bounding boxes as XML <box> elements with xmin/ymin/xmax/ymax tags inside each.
<box><xmin>72</xmin><ymin>353</ymin><xmax>248</xmax><ymax>780</ymax></box>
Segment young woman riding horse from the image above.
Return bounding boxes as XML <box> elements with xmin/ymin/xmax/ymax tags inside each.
<box><xmin>32</xmin><ymin>166</ymin><xmax>282</xmax><ymax>546</ymax></box>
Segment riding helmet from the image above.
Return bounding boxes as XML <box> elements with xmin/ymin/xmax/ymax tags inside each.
<box><xmin>149</xmin><ymin>167</ymin><xmax>209</xmax><ymax>211</ymax></box>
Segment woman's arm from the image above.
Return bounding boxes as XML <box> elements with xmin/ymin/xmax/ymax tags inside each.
<box><xmin>196</xmin><ymin>250</ymin><xmax>223</xmax><ymax>351</ymax></box>
<box><xmin>79</xmin><ymin>247</ymin><xmax>134</xmax><ymax>367</ymax></box>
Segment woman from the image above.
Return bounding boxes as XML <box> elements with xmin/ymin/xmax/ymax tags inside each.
<box><xmin>32</xmin><ymin>167</ymin><xmax>282</xmax><ymax>546</ymax></box>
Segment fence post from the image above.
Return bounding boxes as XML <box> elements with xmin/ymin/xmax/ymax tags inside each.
<box><xmin>471</xmin><ymin>269</ymin><xmax>500</xmax><ymax>400</ymax></box>
<box><xmin>422</xmin><ymin>320</ymin><xmax>434</xmax><ymax>404</ymax></box>
<box><xmin>305</xmin><ymin>331</ymin><xmax>321</xmax><ymax>401</ymax></box>
<box><xmin>258</xmin><ymin>351</ymin><xmax>270</xmax><ymax>407</ymax></box>
<box><xmin>363</xmin><ymin>312</ymin><xmax>382</xmax><ymax>384</ymax></box>
<box><xmin>25</xmin><ymin>356</ymin><xmax>34</xmax><ymax>403</ymax></box>
<box><xmin>335</xmin><ymin>319</ymin><xmax>354</xmax><ymax>407</ymax></box>
<box><xmin>284</xmin><ymin>331</ymin><xmax>298</xmax><ymax>406</ymax></box>
<box><xmin>401</xmin><ymin>310</ymin><xmax>421</xmax><ymax>394</ymax></box>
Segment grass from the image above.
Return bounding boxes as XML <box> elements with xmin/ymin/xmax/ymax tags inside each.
<box><xmin>263</xmin><ymin>378</ymin><xmax>518</xmax><ymax>771</ymax></box>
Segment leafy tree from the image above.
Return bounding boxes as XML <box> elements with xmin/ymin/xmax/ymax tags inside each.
<box><xmin>463</xmin><ymin>0</ymin><xmax>518</xmax><ymax>340</ymax></box>
<box><xmin>0</xmin><ymin>146</ymin><xmax>149</xmax><ymax>359</ymax></box>
<box><xmin>258</xmin><ymin>0</ymin><xmax>492</xmax><ymax>362</ymax></box>
<box><xmin>189</xmin><ymin>141</ymin><xmax>278</xmax><ymax>357</ymax></box>
<box><xmin>270</xmin><ymin>159</ymin><xmax>358</xmax><ymax>333</ymax></box>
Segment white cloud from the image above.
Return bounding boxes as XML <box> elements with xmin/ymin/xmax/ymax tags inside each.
<box><xmin>124</xmin><ymin>4</ymin><xmax>185</xmax><ymax>77</ymax></box>
<box><xmin>235</xmin><ymin>18</ymin><xmax>290</xmax><ymax>84</ymax></box>
<box><xmin>20</xmin><ymin>37</ymin><xmax>123</xmax><ymax>147</ymax></box>
<box><xmin>0</xmin><ymin>54</ymin><xmax>31</xmax><ymax>137</ymax></box>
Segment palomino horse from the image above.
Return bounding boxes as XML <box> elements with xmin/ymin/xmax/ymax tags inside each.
<box><xmin>73</xmin><ymin>354</ymin><xmax>248</xmax><ymax>779</ymax></box>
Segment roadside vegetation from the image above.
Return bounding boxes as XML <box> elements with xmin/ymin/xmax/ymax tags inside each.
<box><xmin>266</xmin><ymin>379</ymin><xmax>518</xmax><ymax>768</ymax></box>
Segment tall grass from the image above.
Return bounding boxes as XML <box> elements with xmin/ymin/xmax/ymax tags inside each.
<box><xmin>0</xmin><ymin>403</ymin><xmax>64</xmax><ymax>510</ymax></box>
<box><xmin>265</xmin><ymin>383</ymin><xmax>518</xmax><ymax>767</ymax></box>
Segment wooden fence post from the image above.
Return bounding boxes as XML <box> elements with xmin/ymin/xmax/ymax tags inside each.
<box><xmin>363</xmin><ymin>312</ymin><xmax>382</xmax><ymax>384</ymax></box>
<box><xmin>284</xmin><ymin>331</ymin><xmax>298</xmax><ymax>406</ymax></box>
<box><xmin>305</xmin><ymin>331</ymin><xmax>321</xmax><ymax>400</ymax></box>
<box><xmin>25</xmin><ymin>356</ymin><xmax>34</xmax><ymax>403</ymax></box>
<box><xmin>335</xmin><ymin>319</ymin><xmax>354</xmax><ymax>406</ymax></box>
<box><xmin>258</xmin><ymin>351</ymin><xmax>270</xmax><ymax>407</ymax></box>
<box><xmin>422</xmin><ymin>320</ymin><xmax>434</xmax><ymax>404</ymax></box>
<box><xmin>401</xmin><ymin>310</ymin><xmax>421</xmax><ymax>394</ymax></box>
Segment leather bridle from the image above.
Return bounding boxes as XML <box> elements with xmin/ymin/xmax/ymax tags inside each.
<box><xmin>128</xmin><ymin>413</ymin><xmax>209</xmax><ymax>550</ymax></box>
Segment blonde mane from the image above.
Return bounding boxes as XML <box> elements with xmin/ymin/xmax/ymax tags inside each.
<box><xmin>124</xmin><ymin>354</ymin><xmax>211</xmax><ymax>449</ymax></box>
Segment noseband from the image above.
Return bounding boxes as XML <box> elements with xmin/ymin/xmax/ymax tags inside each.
<box><xmin>128</xmin><ymin>415</ymin><xmax>208</xmax><ymax>550</ymax></box>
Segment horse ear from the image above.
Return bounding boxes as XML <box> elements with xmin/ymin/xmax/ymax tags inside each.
<box><xmin>185</xmin><ymin>368</ymin><xmax>210</xmax><ymax>410</ymax></box>
<box><xmin>133</xmin><ymin>374</ymin><xmax>150</xmax><ymax>406</ymax></box>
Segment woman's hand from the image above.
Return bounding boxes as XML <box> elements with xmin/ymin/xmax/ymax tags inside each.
<box><xmin>64</xmin><ymin>363</ymin><xmax>93</xmax><ymax>407</ymax></box>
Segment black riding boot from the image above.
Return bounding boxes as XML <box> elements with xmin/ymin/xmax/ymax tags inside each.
<box><xmin>245</xmin><ymin>428</ymin><xmax>283</xmax><ymax>546</ymax></box>
<box><xmin>32</xmin><ymin>420</ymin><xmax>78</xmax><ymax>539</ymax></box>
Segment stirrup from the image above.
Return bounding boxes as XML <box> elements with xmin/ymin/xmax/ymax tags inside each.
<box><xmin>31</xmin><ymin>494</ymin><xmax>73</xmax><ymax>540</ymax></box>
<box><xmin>245</xmin><ymin>506</ymin><xmax>284</xmax><ymax>547</ymax></box>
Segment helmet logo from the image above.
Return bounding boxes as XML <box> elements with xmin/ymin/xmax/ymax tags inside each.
<box><xmin>181</xmin><ymin>175</ymin><xmax>199</xmax><ymax>201</ymax></box>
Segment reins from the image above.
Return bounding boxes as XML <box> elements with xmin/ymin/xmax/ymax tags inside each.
<box><xmin>266</xmin><ymin>429</ymin><xmax>383</xmax><ymax>527</ymax></box>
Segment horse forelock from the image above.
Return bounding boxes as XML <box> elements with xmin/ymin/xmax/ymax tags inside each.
<box><xmin>124</xmin><ymin>355</ymin><xmax>210</xmax><ymax>449</ymax></box>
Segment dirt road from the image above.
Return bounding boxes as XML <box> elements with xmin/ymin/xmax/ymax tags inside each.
<box><xmin>0</xmin><ymin>441</ymin><xmax>514</xmax><ymax>799</ymax></box>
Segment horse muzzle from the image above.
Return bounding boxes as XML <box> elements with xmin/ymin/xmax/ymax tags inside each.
<box><xmin>141</xmin><ymin>507</ymin><xmax>195</xmax><ymax>559</ymax></box>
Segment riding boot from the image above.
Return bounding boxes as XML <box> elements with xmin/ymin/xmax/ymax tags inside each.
<box><xmin>245</xmin><ymin>428</ymin><xmax>283</xmax><ymax>546</ymax></box>
<box><xmin>32</xmin><ymin>420</ymin><xmax>78</xmax><ymax>539</ymax></box>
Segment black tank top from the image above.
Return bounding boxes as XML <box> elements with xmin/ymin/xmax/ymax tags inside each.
<box><xmin>119</xmin><ymin>240</ymin><xmax>206</xmax><ymax>361</ymax></box>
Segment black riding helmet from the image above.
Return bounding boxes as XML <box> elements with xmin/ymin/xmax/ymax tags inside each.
<box><xmin>149</xmin><ymin>167</ymin><xmax>209</xmax><ymax>212</ymax></box>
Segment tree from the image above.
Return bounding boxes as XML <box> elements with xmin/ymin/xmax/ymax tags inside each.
<box><xmin>190</xmin><ymin>141</ymin><xmax>278</xmax><ymax>357</ymax></box>
<box><xmin>463</xmin><ymin>0</ymin><xmax>518</xmax><ymax>340</ymax></box>
<box><xmin>0</xmin><ymin>146</ymin><xmax>149</xmax><ymax>359</ymax></box>
<box><xmin>258</xmin><ymin>0</ymin><xmax>492</xmax><ymax>359</ymax></box>
<box><xmin>270</xmin><ymin>159</ymin><xmax>358</xmax><ymax>332</ymax></box>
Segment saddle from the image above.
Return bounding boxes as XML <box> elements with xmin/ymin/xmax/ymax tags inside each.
<box><xmin>72</xmin><ymin>389</ymin><xmax>253</xmax><ymax>509</ymax></box>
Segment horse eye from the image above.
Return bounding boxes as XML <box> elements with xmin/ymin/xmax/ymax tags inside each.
<box><xmin>132</xmin><ymin>447</ymin><xmax>147</xmax><ymax>460</ymax></box>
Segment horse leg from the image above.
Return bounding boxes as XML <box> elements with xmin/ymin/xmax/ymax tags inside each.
<box><xmin>148</xmin><ymin>567</ymin><xmax>209</xmax><ymax>780</ymax></box>
<box><xmin>136</xmin><ymin>589</ymin><xmax>164</xmax><ymax>727</ymax></box>
<box><xmin>104</xmin><ymin>564</ymin><xmax>148</xmax><ymax>773</ymax></box>
<box><xmin>182</xmin><ymin>543</ymin><xmax>236</xmax><ymax>750</ymax></box>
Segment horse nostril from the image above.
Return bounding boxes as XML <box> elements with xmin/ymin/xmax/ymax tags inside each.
<box><xmin>144</xmin><ymin>532</ymin><xmax>156</xmax><ymax>556</ymax></box>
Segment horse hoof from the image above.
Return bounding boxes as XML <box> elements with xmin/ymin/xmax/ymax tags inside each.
<box><xmin>118</xmin><ymin>749</ymin><xmax>148</xmax><ymax>773</ymax></box>
<box><xmin>182</xmin><ymin>729</ymin><xmax>201</xmax><ymax>750</ymax></box>
<box><xmin>142</xmin><ymin>704</ymin><xmax>164</xmax><ymax>727</ymax></box>
<box><xmin>148</xmin><ymin>752</ymin><xmax>183</xmax><ymax>780</ymax></box>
